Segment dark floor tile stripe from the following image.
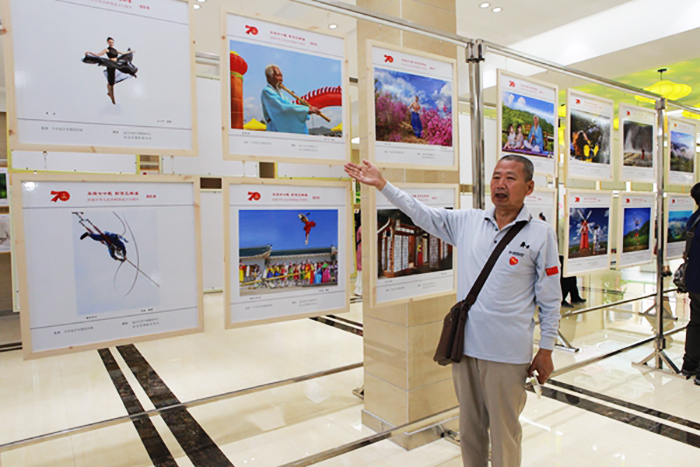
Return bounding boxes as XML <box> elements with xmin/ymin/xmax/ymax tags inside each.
<box><xmin>117</xmin><ymin>344</ymin><xmax>234</xmax><ymax>467</ymax></box>
<box><xmin>97</xmin><ymin>348</ymin><xmax>178</xmax><ymax>467</ymax></box>
<box><xmin>540</xmin><ymin>385</ymin><xmax>700</xmax><ymax>449</ymax></box>
<box><xmin>325</xmin><ymin>314</ymin><xmax>363</xmax><ymax>328</ymax></box>
<box><xmin>310</xmin><ymin>316</ymin><xmax>363</xmax><ymax>336</ymax></box>
<box><xmin>548</xmin><ymin>379</ymin><xmax>700</xmax><ymax>432</ymax></box>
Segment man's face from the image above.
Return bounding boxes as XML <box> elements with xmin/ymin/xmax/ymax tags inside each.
<box><xmin>490</xmin><ymin>159</ymin><xmax>534</xmax><ymax>210</ymax></box>
<box><xmin>270</xmin><ymin>67</ymin><xmax>283</xmax><ymax>87</ymax></box>
<box><xmin>533</xmin><ymin>116</ymin><xmax>539</xmax><ymax>127</ymax></box>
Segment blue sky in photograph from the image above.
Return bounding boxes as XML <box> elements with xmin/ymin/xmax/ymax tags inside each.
<box><xmin>669</xmin><ymin>210</ymin><xmax>693</xmax><ymax>223</ymax></box>
<box><xmin>239</xmin><ymin>209</ymin><xmax>338</xmax><ymax>250</ymax></box>
<box><xmin>671</xmin><ymin>130</ymin><xmax>695</xmax><ymax>150</ymax></box>
<box><xmin>230</xmin><ymin>40</ymin><xmax>342</xmax><ymax>126</ymax></box>
<box><xmin>502</xmin><ymin>91</ymin><xmax>555</xmax><ymax>125</ymax></box>
<box><xmin>623</xmin><ymin>207</ymin><xmax>651</xmax><ymax>236</ymax></box>
<box><xmin>374</xmin><ymin>68</ymin><xmax>452</xmax><ymax>111</ymax></box>
<box><xmin>568</xmin><ymin>207</ymin><xmax>609</xmax><ymax>244</ymax></box>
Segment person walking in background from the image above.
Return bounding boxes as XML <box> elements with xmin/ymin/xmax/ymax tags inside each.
<box><xmin>681</xmin><ymin>182</ymin><xmax>700</xmax><ymax>385</ymax></box>
<box><xmin>345</xmin><ymin>155</ymin><xmax>561</xmax><ymax>467</ymax></box>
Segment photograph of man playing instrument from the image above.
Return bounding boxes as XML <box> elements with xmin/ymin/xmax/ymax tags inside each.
<box><xmin>228</xmin><ymin>39</ymin><xmax>343</xmax><ymax>137</ymax></box>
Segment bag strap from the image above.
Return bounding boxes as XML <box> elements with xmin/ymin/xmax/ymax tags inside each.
<box><xmin>464</xmin><ymin>219</ymin><xmax>529</xmax><ymax>307</ymax></box>
<box><xmin>683</xmin><ymin>213</ymin><xmax>700</xmax><ymax>259</ymax></box>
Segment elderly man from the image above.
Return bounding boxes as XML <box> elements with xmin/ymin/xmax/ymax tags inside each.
<box><xmin>260</xmin><ymin>64</ymin><xmax>320</xmax><ymax>134</ymax></box>
<box><xmin>527</xmin><ymin>115</ymin><xmax>544</xmax><ymax>153</ymax></box>
<box><xmin>344</xmin><ymin>155</ymin><xmax>561</xmax><ymax>467</ymax></box>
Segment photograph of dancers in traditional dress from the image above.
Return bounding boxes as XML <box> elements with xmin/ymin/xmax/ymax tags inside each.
<box><xmin>670</xmin><ymin>130</ymin><xmax>695</xmax><ymax>173</ymax></box>
<box><xmin>622</xmin><ymin>120</ymin><xmax>653</xmax><ymax>168</ymax></box>
<box><xmin>568</xmin><ymin>207</ymin><xmax>609</xmax><ymax>259</ymax></box>
<box><xmin>501</xmin><ymin>91</ymin><xmax>555</xmax><ymax>158</ymax></box>
<box><xmin>569</xmin><ymin>109</ymin><xmax>611</xmax><ymax>164</ymax></box>
<box><xmin>373</xmin><ymin>69</ymin><xmax>452</xmax><ymax>147</ymax></box>
<box><xmin>377</xmin><ymin>209</ymin><xmax>453</xmax><ymax>279</ymax></box>
<box><xmin>83</xmin><ymin>37</ymin><xmax>138</xmax><ymax>105</ymax></box>
<box><xmin>238</xmin><ymin>209</ymin><xmax>339</xmax><ymax>296</ymax></box>
<box><xmin>72</xmin><ymin>209</ymin><xmax>159</xmax><ymax>316</ymax></box>
<box><xmin>668</xmin><ymin>210</ymin><xmax>693</xmax><ymax>244</ymax></box>
<box><xmin>622</xmin><ymin>207</ymin><xmax>651</xmax><ymax>253</ymax></box>
<box><xmin>229</xmin><ymin>41</ymin><xmax>342</xmax><ymax>136</ymax></box>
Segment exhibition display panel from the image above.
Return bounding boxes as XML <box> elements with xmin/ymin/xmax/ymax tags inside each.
<box><xmin>665</xmin><ymin>194</ymin><xmax>696</xmax><ymax>260</ymax></box>
<box><xmin>224</xmin><ymin>179</ymin><xmax>351</xmax><ymax>327</ymax></box>
<box><xmin>222</xmin><ymin>12</ymin><xmax>349</xmax><ymax>164</ymax></box>
<box><xmin>2</xmin><ymin>0</ymin><xmax>198</xmax><ymax>156</ymax></box>
<box><xmin>497</xmin><ymin>70</ymin><xmax>558</xmax><ymax>176</ymax></box>
<box><xmin>618</xmin><ymin>104</ymin><xmax>657</xmax><ymax>183</ymax></box>
<box><xmin>667</xmin><ymin>118</ymin><xmax>697</xmax><ymax>186</ymax></box>
<box><xmin>368</xmin><ymin>183</ymin><xmax>458</xmax><ymax>308</ymax></box>
<box><xmin>563</xmin><ymin>190</ymin><xmax>612</xmax><ymax>276</ymax></box>
<box><xmin>565</xmin><ymin>90</ymin><xmax>614</xmax><ymax>181</ymax></box>
<box><xmin>616</xmin><ymin>193</ymin><xmax>655</xmax><ymax>269</ymax></box>
<box><xmin>11</xmin><ymin>174</ymin><xmax>203</xmax><ymax>358</ymax></box>
<box><xmin>366</xmin><ymin>41</ymin><xmax>458</xmax><ymax>171</ymax></box>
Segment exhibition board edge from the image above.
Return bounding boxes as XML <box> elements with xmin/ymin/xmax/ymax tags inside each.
<box><xmin>564</xmin><ymin>89</ymin><xmax>614</xmax><ymax>182</ymax></box>
<box><xmin>496</xmin><ymin>69</ymin><xmax>558</xmax><ymax>179</ymax></box>
<box><xmin>666</xmin><ymin>117</ymin><xmax>698</xmax><ymax>188</ymax></box>
<box><xmin>7</xmin><ymin>153</ymin><xmax>139</xmax><ymax>175</ymax></box>
<box><xmin>365</xmin><ymin>40</ymin><xmax>459</xmax><ymax>172</ymax></box>
<box><xmin>222</xmin><ymin>177</ymin><xmax>352</xmax><ymax>330</ymax></box>
<box><xmin>663</xmin><ymin>194</ymin><xmax>691</xmax><ymax>262</ymax></box>
<box><xmin>10</xmin><ymin>173</ymin><xmax>204</xmax><ymax>360</ymax></box>
<box><xmin>615</xmin><ymin>192</ymin><xmax>655</xmax><ymax>270</ymax></box>
<box><xmin>220</xmin><ymin>8</ymin><xmax>351</xmax><ymax>166</ymax></box>
<box><xmin>367</xmin><ymin>182</ymin><xmax>459</xmax><ymax>309</ymax></box>
<box><xmin>562</xmin><ymin>188</ymin><xmax>613</xmax><ymax>278</ymax></box>
<box><xmin>0</xmin><ymin>0</ymin><xmax>199</xmax><ymax>157</ymax></box>
<box><xmin>617</xmin><ymin>103</ymin><xmax>657</xmax><ymax>184</ymax></box>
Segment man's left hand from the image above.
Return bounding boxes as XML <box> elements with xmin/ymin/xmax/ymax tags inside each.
<box><xmin>528</xmin><ymin>349</ymin><xmax>553</xmax><ymax>384</ymax></box>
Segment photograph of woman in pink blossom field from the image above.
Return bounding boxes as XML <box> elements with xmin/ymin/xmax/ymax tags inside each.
<box><xmin>374</xmin><ymin>68</ymin><xmax>452</xmax><ymax>147</ymax></box>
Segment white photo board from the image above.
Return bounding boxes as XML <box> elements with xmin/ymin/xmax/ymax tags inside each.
<box><xmin>12</xmin><ymin>175</ymin><xmax>202</xmax><ymax>358</ymax></box>
<box><xmin>223</xmin><ymin>13</ymin><xmax>348</xmax><ymax>164</ymax></box>
<box><xmin>619</xmin><ymin>104</ymin><xmax>656</xmax><ymax>183</ymax></box>
<box><xmin>497</xmin><ymin>70</ymin><xmax>558</xmax><ymax>176</ymax></box>
<box><xmin>616</xmin><ymin>193</ymin><xmax>654</xmax><ymax>268</ymax></box>
<box><xmin>225</xmin><ymin>179</ymin><xmax>350</xmax><ymax>327</ymax></box>
<box><xmin>367</xmin><ymin>42</ymin><xmax>458</xmax><ymax>170</ymax></box>
<box><xmin>10</xmin><ymin>151</ymin><xmax>137</xmax><ymax>174</ymax></box>
<box><xmin>668</xmin><ymin>118</ymin><xmax>697</xmax><ymax>186</ymax></box>
<box><xmin>564</xmin><ymin>190</ymin><xmax>612</xmax><ymax>276</ymax></box>
<box><xmin>566</xmin><ymin>90</ymin><xmax>613</xmax><ymax>181</ymax></box>
<box><xmin>372</xmin><ymin>184</ymin><xmax>458</xmax><ymax>307</ymax></box>
<box><xmin>484</xmin><ymin>188</ymin><xmax>556</xmax><ymax>233</ymax></box>
<box><xmin>3</xmin><ymin>0</ymin><xmax>197</xmax><ymax>155</ymax></box>
<box><xmin>666</xmin><ymin>194</ymin><xmax>695</xmax><ymax>260</ymax></box>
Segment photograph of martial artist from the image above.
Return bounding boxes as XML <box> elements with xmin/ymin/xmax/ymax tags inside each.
<box><xmin>83</xmin><ymin>37</ymin><xmax>138</xmax><ymax>105</ymax></box>
<box><xmin>568</xmin><ymin>207</ymin><xmax>609</xmax><ymax>259</ymax></box>
<box><xmin>373</xmin><ymin>69</ymin><xmax>453</xmax><ymax>147</ymax></box>
<box><xmin>228</xmin><ymin>40</ymin><xmax>343</xmax><ymax>136</ymax></box>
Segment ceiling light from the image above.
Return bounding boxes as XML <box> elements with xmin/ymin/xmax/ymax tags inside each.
<box><xmin>492</xmin><ymin>7</ymin><xmax>502</xmax><ymax>13</ymax></box>
<box><xmin>329</xmin><ymin>23</ymin><xmax>338</xmax><ymax>29</ymax></box>
<box><xmin>197</xmin><ymin>0</ymin><xmax>206</xmax><ymax>2</ymax></box>
<box><xmin>193</xmin><ymin>4</ymin><xmax>200</xmax><ymax>9</ymax></box>
<box><xmin>480</xmin><ymin>2</ymin><xmax>490</xmax><ymax>7</ymax></box>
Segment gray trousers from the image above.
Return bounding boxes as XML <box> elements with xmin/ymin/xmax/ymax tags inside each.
<box><xmin>452</xmin><ymin>356</ymin><xmax>529</xmax><ymax>467</ymax></box>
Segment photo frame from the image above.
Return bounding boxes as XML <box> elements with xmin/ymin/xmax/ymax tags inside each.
<box><xmin>11</xmin><ymin>173</ymin><xmax>203</xmax><ymax>359</ymax></box>
<box><xmin>497</xmin><ymin>70</ymin><xmax>558</xmax><ymax>177</ymax></box>
<box><xmin>224</xmin><ymin>178</ymin><xmax>352</xmax><ymax>328</ymax></box>
<box><xmin>221</xmin><ymin>10</ymin><xmax>350</xmax><ymax>165</ymax></box>
<box><xmin>665</xmin><ymin>194</ymin><xmax>695</xmax><ymax>261</ymax></box>
<box><xmin>563</xmin><ymin>189</ymin><xmax>612</xmax><ymax>276</ymax></box>
<box><xmin>366</xmin><ymin>41</ymin><xmax>458</xmax><ymax>171</ymax></box>
<box><xmin>367</xmin><ymin>183</ymin><xmax>459</xmax><ymax>308</ymax></box>
<box><xmin>616</xmin><ymin>193</ymin><xmax>654</xmax><ymax>268</ymax></box>
<box><xmin>618</xmin><ymin>104</ymin><xmax>657</xmax><ymax>183</ymax></box>
<box><xmin>565</xmin><ymin>90</ymin><xmax>614</xmax><ymax>181</ymax></box>
<box><xmin>2</xmin><ymin>0</ymin><xmax>198</xmax><ymax>156</ymax></box>
<box><xmin>667</xmin><ymin>118</ymin><xmax>697</xmax><ymax>186</ymax></box>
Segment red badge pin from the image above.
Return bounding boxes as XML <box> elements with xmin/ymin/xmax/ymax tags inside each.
<box><xmin>509</xmin><ymin>257</ymin><xmax>519</xmax><ymax>266</ymax></box>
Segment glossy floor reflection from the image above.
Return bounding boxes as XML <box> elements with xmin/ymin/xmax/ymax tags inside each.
<box><xmin>1</xmin><ymin>266</ymin><xmax>699</xmax><ymax>466</ymax></box>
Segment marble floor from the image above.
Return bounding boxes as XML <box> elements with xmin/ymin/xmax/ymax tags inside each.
<box><xmin>1</xmin><ymin>267</ymin><xmax>699</xmax><ymax>466</ymax></box>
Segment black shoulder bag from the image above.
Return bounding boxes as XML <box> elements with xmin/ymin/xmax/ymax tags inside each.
<box><xmin>673</xmin><ymin>214</ymin><xmax>700</xmax><ymax>294</ymax></box>
<box><xmin>434</xmin><ymin>220</ymin><xmax>528</xmax><ymax>366</ymax></box>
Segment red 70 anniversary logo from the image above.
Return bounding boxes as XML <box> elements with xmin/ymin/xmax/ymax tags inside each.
<box><xmin>384</xmin><ymin>55</ymin><xmax>393</xmax><ymax>63</ymax></box>
<box><xmin>50</xmin><ymin>191</ymin><xmax>70</xmax><ymax>202</ymax></box>
<box><xmin>245</xmin><ymin>25</ymin><xmax>259</xmax><ymax>35</ymax></box>
<box><xmin>248</xmin><ymin>191</ymin><xmax>261</xmax><ymax>201</ymax></box>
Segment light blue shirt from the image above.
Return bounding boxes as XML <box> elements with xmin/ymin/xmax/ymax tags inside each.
<box><xmin>261</xmin><ymin>84</ymin><xmax>310</xmax><ymax>134</ymax></box>
<box><xmin>529</xmin><ymin>124</ymin><xmax>544</xmax><ymax>151</ymax></box>
<box><xmin>380</xmin><ymin>182</ymin><xmax>561</xmax><ymax>364</ymax></box>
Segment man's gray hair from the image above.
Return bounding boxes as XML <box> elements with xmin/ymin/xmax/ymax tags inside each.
<box><xmin>499</xmin><ymin>155</ymin><xmax>534</xmax><ymax>181</ymax></box>
<box><xmin>264</xmin><ymin>64</ymin><xmax>279</xmax><ymax>79</ymax></box>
